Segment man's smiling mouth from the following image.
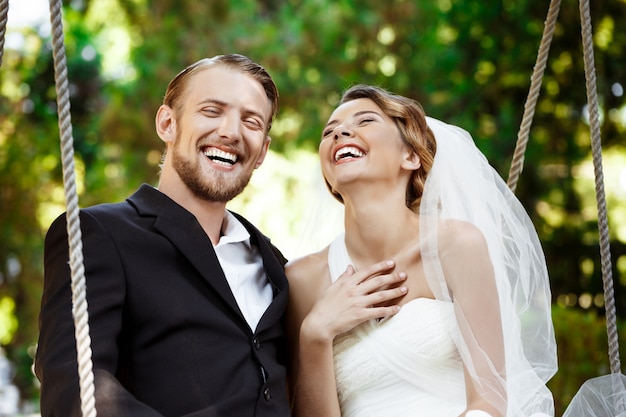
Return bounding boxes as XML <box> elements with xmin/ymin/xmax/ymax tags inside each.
<box><xmin>203</xmin><ymin>147</ymin><xmax>238</xmax><ymax>166</ymax></box>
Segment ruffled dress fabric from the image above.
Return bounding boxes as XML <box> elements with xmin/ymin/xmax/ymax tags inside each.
<box><xmin>329</xmin><ymin>236</ymin><xmax>466</xmax><ymax>417</ymax></box>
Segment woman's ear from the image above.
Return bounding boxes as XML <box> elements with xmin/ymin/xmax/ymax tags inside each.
<box><xmin>401</xmin><ymin>149</ymin><xmax>421</xmax><ymax>171</ymax></box>
<box><xmin>155</xmin><ymin>105</ymin><xmax>177</xmax><ymax>144</ymax></box>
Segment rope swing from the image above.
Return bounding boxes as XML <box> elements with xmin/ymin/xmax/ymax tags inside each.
<box><xmin>508</xmin><ymin>0</ymin><xmax>625</xmax><ymax>415</ymax></box>
<box><xmin>0</xmin><ymin>0</ymin><xmax>8</xmax><ymax>68</ymax></box>
<box><xmin>47</xmin><ymin>0</ymin><xmax>100</xmax><ymax>415</ymax></box>
<box><xmin>47</xmin><ymin>0</ymin><xmax>97</xmax><ymax>414</ymax></box>
<box><xmin>0</xmin><ymin>0</ymin><xmax>622</xmax><ymax>415</ymax></box>
<box><xmin>0</xmin><ymin>0</ymin><xmax>97</xmax><ymax>415</ymax></box>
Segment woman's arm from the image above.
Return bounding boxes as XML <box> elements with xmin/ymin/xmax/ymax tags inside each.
<box><xmin>284</xmin><ymin>252</ymin><xmax>329</xmax><ymax>412</ymax></box>
<box><xmin>440</xmin><ymin>222</ymin><xmax>506</xmax><ymax>417</ymax></box>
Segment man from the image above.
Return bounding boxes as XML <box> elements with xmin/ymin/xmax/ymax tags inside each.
<box><xmin>35</xmin><ymin>54</ymin><xmax>291</xmax><ymax>417</ymax></box>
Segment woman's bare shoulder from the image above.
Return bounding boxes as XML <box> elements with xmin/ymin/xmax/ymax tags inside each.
<box><xmin>285</xmin><ymin>246</ymin><xmax>330</xmax><ymax>285</ymax></box>
<box><xmin>438</xmin><ymin>219</ymin><xmax>488</xmax><ymax>253</ymax></box>
<box><xmin>285</xmin><ymin>246</ymin><xmax>332</xmax><ymax>322</ymax></box>
<box><xmin>437</xmin><ymin>219</ymin><xmax>494</xmax><ymax>290</ymax></box>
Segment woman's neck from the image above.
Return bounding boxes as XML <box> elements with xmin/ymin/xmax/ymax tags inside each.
<box><xmin>342</xmin><ymin>194</ymin><xmax>419</xmax><ymax>266</ymax></box>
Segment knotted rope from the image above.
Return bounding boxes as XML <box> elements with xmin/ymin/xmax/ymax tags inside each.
<box><xmin>507</xmin><ymin>0</ymin><xmax>622</xmax><ymax>411</ymax></box>
<box><xmin>506</xmin><ymin>0</ymin><xmax>561</xmax><ymax>192</ymax></box>
<box><xmin>578</xmin><ymin>0</ymin><xmax>621</xmax><ymax>380</ymax></box>
<box><xmin>48</xmin><ymin>0</ymin><xmax>97</xmax><ymax>415</ymax></box>
<box><xmin>0</xmin><ymin>0</ymin><xmax>8</xmax><ymax>67</ymax></box>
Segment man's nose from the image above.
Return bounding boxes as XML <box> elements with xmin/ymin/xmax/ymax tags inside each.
<box><xmin>217</xmin><ymin>114</ymin><xmax>241</xmax><ymax>140</ymax></box>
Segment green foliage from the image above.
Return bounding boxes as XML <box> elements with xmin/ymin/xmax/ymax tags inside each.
<box><xmin>2</xmin><ymin>0</ymin><xmax>626</xmax><ymax>409</ymax></box>
<box><xmin>0</xmin><ymin>297</ymin><xmax>17</xmax><ymax>345</ymax></box>
<box><xmin>0</xmin><ymin>8</ymin><xmax>108</xmax><ymax>406</ymax></box>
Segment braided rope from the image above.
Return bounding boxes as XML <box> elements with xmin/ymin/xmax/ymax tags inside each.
<box><xmin>48</xmin><ymin>0</ymin><xmax>97</xmax><ymax>416</ymax></box>
<box><xmin>0</xmin><ymin>0</ymin><xmax>8</xmax><ymax>68</ymax></box>
<box><xmin>579</xmin><ymin>0</ymin><xmax>625</xmax><ymax>412</ymax></box>
<box><xmin>507</xmin><ymin>0</ymin><xmax>561</xmax><ymax>192</ymax></box>
<box><xmin>578</xmin><ymin>0</ymin><xmax>621</xmax><ymax>377</ymax></box>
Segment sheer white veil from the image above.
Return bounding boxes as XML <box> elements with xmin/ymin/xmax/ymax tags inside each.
<box><xmin>420</xmin><ymin>117</ymin><xmax>557</xmax><ymax>416</ymax></box>
<box><xmin>563</xmin><ymin>373</ymin><xmax>626</xmax><ymax>417</ymax></box>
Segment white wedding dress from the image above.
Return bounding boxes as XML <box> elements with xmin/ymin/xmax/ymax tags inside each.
<box><xmin>329</xmin><ymin>235</ymin><xmax>467</xmax><ymax>417</ymax></box>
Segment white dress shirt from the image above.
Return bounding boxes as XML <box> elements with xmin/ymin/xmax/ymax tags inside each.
<box><xmin>213</xmin><ymin>211</ymin><xmax>273</xmax><ymax>331</ymax></box>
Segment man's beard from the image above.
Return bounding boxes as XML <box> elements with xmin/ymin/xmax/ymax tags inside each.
<box><xmin>172</xmin><ymin>145</ymin><xmax>252</xmax><ymax>202</ymax></box>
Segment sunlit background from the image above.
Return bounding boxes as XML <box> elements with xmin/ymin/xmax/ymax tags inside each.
<box><xmin>1</xmin><ymin>0</ymin><xmax>625</xmax><ymax>415</ymax></box>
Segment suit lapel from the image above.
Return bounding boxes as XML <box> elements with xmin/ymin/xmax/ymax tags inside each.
<box><xmin>233</xmin><ymin>212</ymin><xmax>289</xmax><ymax>333</ymax></box>
<box><xmin>129</xmin><ymin>186</ymin><xmax>244</xmax><ymax>322</ymax></box>
<box><xmin>128</xmin><ymin>185</ymin><xmax>289</xmax><ymax>334</ymax></box>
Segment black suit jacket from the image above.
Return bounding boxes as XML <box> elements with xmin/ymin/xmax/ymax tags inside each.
<box><xmin>35</xmin><ymin>184</ymin><xmax>291</xmax><ymax>417</ymax></box>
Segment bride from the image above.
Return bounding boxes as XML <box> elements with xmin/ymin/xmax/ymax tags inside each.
<box><xmin>285</xmin><ymin>85</ymin><xmax>557</xmax><ymax>417</ymax></box>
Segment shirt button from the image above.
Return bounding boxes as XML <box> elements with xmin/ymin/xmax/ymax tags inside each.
<box><xmin>253</xmin><ymin>338</ymin><xmax>261</xmax><ymax>349</ymax></box>
<box><xmin>264</xmin><ymin>387</ymin><xmax>271</xmax><ymax>401</ymax></box>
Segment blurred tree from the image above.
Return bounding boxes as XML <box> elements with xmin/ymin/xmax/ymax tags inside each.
<box><xmin>0</xmin><ymin>8</ymin><xmax>105</xmax><ymax>402</ymax></box>
<box><xmin>1</xmin><ymin>0</ymin><xmax>625</xmax><ymax>410</ymax></box>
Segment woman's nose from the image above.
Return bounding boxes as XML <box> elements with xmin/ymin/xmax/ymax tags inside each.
<box><xmin>334</xmin><ymin>127</ymin><xmax>353</xmax><ymax>140</ymax></box>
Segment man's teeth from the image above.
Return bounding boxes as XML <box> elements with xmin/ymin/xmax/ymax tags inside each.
<box><xmin>204</xmin><ymin>148</ymin><xmax>237</xmax><ymax>165</ymax></box>
<box><xmin>334</xmin><ymin>146</ymin><xmax>365</xmax><ymax>161</ymax></box>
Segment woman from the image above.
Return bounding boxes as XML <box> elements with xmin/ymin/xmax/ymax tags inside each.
<box><xmin>285</xmin><ymin>85</ymin><xmax>557</xmax><ymax>417</ymax></box>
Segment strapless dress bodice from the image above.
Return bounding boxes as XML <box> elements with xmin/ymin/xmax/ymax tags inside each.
<box><xmin>333</xmin><ymin>297</ymin><xmax>467</xmax><ymax>417</ymax></box>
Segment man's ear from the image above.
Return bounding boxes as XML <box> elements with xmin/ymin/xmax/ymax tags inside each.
<box><xmin>401</xmin><ymin>148</ymin><xmax>421</xmax><ymax>171</ymax></box>
<box><xmin>155</xmin><ymin>105</ymin><xmax>176</xmax><ymax>144</ymax></box>
<box><xmin>254</xmin><ymin>136</ymin><xmax>272</xmax><ymax>168</ymax></box>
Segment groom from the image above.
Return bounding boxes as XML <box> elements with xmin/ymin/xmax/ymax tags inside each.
<box><xmin>35</xmin><ymin>54</ymin><xmax>291</xmax><ymax>417</ymax></box>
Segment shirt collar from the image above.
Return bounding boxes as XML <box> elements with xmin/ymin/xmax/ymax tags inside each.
<box><xmin>216</xmin><ymin>210</ymin><xmax>251</xmax><ymax>248</ymax></box>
